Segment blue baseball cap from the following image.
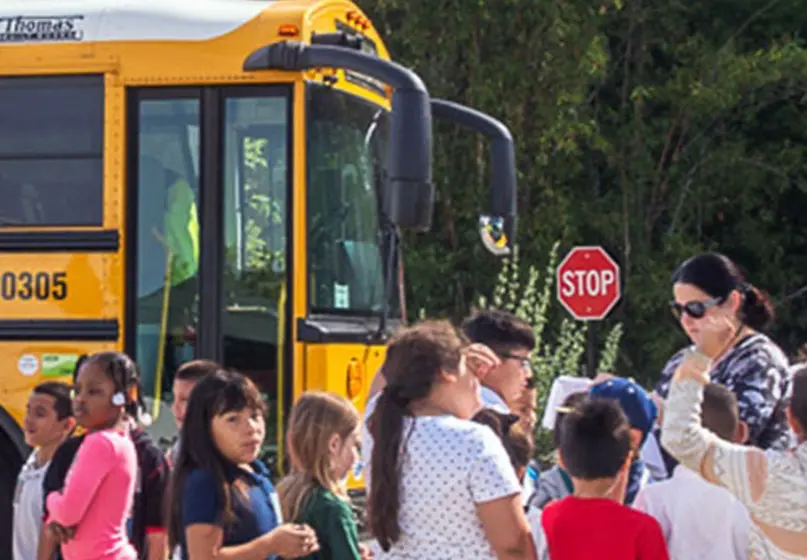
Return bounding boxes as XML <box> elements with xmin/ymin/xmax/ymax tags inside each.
<box><xmin>589</xmin><ymin>377</ymin><xmax>657</xmax><ymax>444</ymax></box>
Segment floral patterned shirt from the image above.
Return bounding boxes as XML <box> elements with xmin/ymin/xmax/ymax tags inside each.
<box><xmin>656</xmin><ymin>333</ymin><xmax>792</xmax><ymax>451</ymax></box>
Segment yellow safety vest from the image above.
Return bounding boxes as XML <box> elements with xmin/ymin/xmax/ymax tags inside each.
<box><xmin>165</xmin><ymin>179</ymin><xmax>199</xmax><ymax>286</ymax></box>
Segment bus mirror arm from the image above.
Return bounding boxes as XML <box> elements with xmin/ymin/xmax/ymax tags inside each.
<box><xmin>430</xmin><ymin>99</ymin><xmax>517</xmax><ymax>256</ymax></box>
<box><xmin>244</xmin><ymin>41</ymin><xmax>435</xmax><ymax>232</ymax></box>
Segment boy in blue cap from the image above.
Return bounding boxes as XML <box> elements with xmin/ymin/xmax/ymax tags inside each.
<box><xmin>589</xmin><ymin>377</ymin><xmax>658</xmax><ymax>505</ymax></box>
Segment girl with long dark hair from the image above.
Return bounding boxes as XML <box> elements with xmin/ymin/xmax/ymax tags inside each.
<box><xmin>167</xmin><ymin>369</ymin><xmax>318</xmax><ymax>560</ymax></box>
<box><xmin>366</xmin><ymin>320</ymin><xmax>535</xmax><ymax>559</ymax></box>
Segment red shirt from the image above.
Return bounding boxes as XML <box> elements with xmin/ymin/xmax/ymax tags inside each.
<box><xmin>541</xmin><ymin>496</ymin><xmax>669</xmax><ymax>560</ymax></box>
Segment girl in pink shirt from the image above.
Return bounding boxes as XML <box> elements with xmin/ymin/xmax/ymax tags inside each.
<box><xmin>45</xmin><ymin>352</ymin><xmax>139</xmax><ymax>560</ymax></box>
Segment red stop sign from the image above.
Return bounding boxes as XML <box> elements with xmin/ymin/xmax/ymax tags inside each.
<box><xmin>556</xmin><ymin>246</ymin><xmax>621</xmax><ymax>321</ymax></box>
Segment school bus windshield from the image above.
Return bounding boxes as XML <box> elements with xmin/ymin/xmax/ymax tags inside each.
<box><xmin>307</xmin><ymin>83</ymin><xmax>399</xmax><ymax>317</ymax></box>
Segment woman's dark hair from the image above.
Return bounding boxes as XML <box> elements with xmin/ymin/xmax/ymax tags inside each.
<box><xmin>672</xmin><ymin>252</ymin><xmax>774</xmax><ymax>330</ymax></box>
<box><xmin>167</xmin><ymin>369</ymin><xmax>266</xmax><ymax>549</ymax></box>
<box><xmin>368</xmin><ymin>320</ymin><xmax>463</xmax><ymax>552</ymax></box>
<box><xmin>83</xmin><ymin>351</ymin><xmax>140</xmax><ymax>418</ymax></box>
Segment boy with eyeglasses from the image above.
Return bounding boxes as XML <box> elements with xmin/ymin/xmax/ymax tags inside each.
<box><xmin>461</xmin><ymin>309</ymin><xmax>536</xmax><ymax>414</ymax></box>
<box><xmin>461</xmin><ymin>309</ymin><xmax>539</xmax><ymax>506</ymax></box>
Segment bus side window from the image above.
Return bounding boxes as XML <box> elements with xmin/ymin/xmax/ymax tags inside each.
<box><xmin>0</xmin><ymin>75</ymin><xmax>103</xmax><ymax>227</ymax></box>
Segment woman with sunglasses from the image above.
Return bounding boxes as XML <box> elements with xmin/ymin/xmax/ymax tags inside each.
<box><xmin>654</xmin><ymin>253</ymin><xmax>792</xmax><ymax>460</ymax></box>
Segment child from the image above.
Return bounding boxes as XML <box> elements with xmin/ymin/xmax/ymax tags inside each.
<box><xmin>662</xmin><ymin>347</ymin><xmax>807</xmax><ymax>557</ymax></box>
<box><xmin>13</xmin><ymin>382</ymin><xmax>74</xmax><ymax>560</ymax></box>
<box><xmin>168</xmin><ymin>369</ymin><xmax>319</xmax><ymax>559</ymax></box>
<box><xmin>634</xmin><ymin>383</ymin><xmax>750</xmax><ymax>559</ymax></box>
<box><xmin>471</xmin><ymin>408</ymin><xmax>533</xmax><ymax>481</ymax></box>
<box><xmin>508</xmin><ymin>424</ymin><xmax>535</xmax><ymax>487</ymax></box>
<box><xmin>44</xmin><ymin>352</ymin><xmax>140</xmax><ymax>560</ymax></box>
<box><xmin>278</xmin><ymin>392</ymin><xmax>363</xmax><ymax>560</ymax></box>
<box><xmin>127</xmin><ymin>405</ymin><xmax>170</xmax><ymax>560</ymax></box>
<box><xmin>589</xmin><ymin>377</ymin><xmax>658</xmax><ymax>504</ymax></box>
<box><xmin>529</xmin><ymin>391</ymin><xmax>587</xmax><ymax>509</ymax></box>
<box><xmin>41</xmin><ymin>354</ymin><xmax>170</xmax><ymax>560</ymax></box>
<box><xmin>167</xmin><ymin>359</ymin><xmax>220</xmax><ymax>466</ymax></box>
<box><xmin>529</xmin><ymin>398</ymin><xmax>669</xmax><ymax>559</ymax></box>
<box><xmin>38</xmin><ymin>355</ymin><xmax>87</xmax><ymax>560</ymax></box>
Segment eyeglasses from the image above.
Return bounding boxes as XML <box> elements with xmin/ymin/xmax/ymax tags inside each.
<box><xmin>498</xmin><ymin>351</ymin><xmax>536</xmax><ymax>388</ymax></box>
<box><xmin>499</xmin><ymin>352</ymin><xmax>532</xmax><ymax>372</ymax></box>
<box><xmin>669</xmin><ymin>296</ymin><xmax>724</xmax><ymax>320</ymax></box>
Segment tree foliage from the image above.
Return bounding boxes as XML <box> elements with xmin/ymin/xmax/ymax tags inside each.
<box><xmin>359</xmin><ymin>0</ymin><xmax>807</xmax><ymax>382</ymax></box>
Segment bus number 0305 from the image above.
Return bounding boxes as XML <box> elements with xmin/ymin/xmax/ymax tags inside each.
<box><xmin>0</xmin><ymin>272</ymin><xmax>67</xmax><ymax>301</ymax></box>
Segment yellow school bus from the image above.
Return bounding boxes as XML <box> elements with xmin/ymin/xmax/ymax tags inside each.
<box><xmin>0</xmin><ymin>0</ymin><xmax>517</xmax><ymax>549</ymax></box>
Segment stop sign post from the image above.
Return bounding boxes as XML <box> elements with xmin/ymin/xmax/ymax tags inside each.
<box><xmin>557</xmin><ymin>246</ymin><xmax>621</xmax><ymax>321</ymax></box>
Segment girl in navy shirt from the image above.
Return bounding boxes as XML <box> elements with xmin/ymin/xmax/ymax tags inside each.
<box><xmin>167</xmin><ymin>369</ymin><xmax>319</xmax><ymax>559</ymax></box>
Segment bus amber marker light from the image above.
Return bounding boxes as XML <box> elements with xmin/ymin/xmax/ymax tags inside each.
<box><xmin>346</xmin><ymin>359</ymin><xmax>363</xmax><ymax>400</ymax></box>
<box><xmin>277</xmin><ymin>24</ymin><xmax>298</xmax><ymax>37</ymax></box>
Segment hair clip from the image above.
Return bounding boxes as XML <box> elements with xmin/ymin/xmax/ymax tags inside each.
<box><xmin>111</xmin><ymin>392</ymin><xmax>126</xmax><ymax>406</ymax></box>
<box><xmin>555</xmin><ymin>406</ymin><xmax>575</xmax><ymax>414</ymax></box>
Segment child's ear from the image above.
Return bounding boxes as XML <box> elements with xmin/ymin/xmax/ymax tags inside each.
<box><xmin>438</xmin><ymin>368</ymin><xmax>458</xmax><ymax>385</ymax></box>
<box><xmin>629</xmin><ymin>428</ymin><xmax>643</xmax><ymax>451</ymax></box>
<box><xmin>62</xmin><ymin>416</ymin><xmax>77</xmax><ymax>435</ymax></box>
<box><xmin>328</xmin><ymin>433</ymin><xmax>342</xmax><ymax>458</ymax></box>
<box><xmin>734</xmin><ymin>420</ymin><xmax>749</xmax><ymax>444</ymax></box>
<box><xmin>556</xmin><ymin>450</ymin><xmax>566</xmax><ymax>469</ymax></box>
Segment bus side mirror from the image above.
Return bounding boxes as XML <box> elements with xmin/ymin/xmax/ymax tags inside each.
<box><xmin>243</xmin><ymin>41</ymin><xmax>434</xmax><ymax>232</ymax></box>
<box><xmin>478</xmin><ymin>134</ymin><xmax>517</xmax><ymax>256</ymax></box>
<box><xmin>384</xmin><ymin>89</ymin><xmax>434</xmax><ymax>232</ymax></box>
<box><xmin>430</xmin><ymin>99</ymin><xmax>517</xmax><ymax>256</ymax></box>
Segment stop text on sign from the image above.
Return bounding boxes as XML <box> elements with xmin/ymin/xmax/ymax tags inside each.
<box><xmin>560</xmin><ymin>269</ymin><xmax>617</xmax><ymax>297</ymax></box>
<box><xmin>556</xmin><ymin>246</ymin><xmax>621</xmax><ymax>321</ymax></box>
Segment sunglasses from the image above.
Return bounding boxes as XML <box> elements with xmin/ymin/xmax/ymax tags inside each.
<box><xmin>669</xmin><ymin>296</ymin><xmax>724</xmax><ymax>320</ymax></box>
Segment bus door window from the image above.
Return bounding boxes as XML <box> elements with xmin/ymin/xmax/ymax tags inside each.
<box><xmin>134</xmin><ymin>99</ymin><xmax>201</xmax><ymax>406</ymax></box>
<box><xmin>222</xmin><ymin>93</ymin><xmax>289</xmax><ymax>470</ymax></box>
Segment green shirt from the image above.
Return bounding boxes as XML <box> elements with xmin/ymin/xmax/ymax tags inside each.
<box><xmin>294</xmin><ymin>486</ymin><xmax>361</xmax><ymax>560</ymax></box>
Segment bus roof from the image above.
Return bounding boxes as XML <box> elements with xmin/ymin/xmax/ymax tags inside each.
<box><xmin>0</xmin><ymin>0</ymin><xmax>391</xmax><ymax>108</ymax></box>
<box><xmin>0</xmin><ymin>0</ymin><xmax>338</xmax><ymax>44</ymax></box>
